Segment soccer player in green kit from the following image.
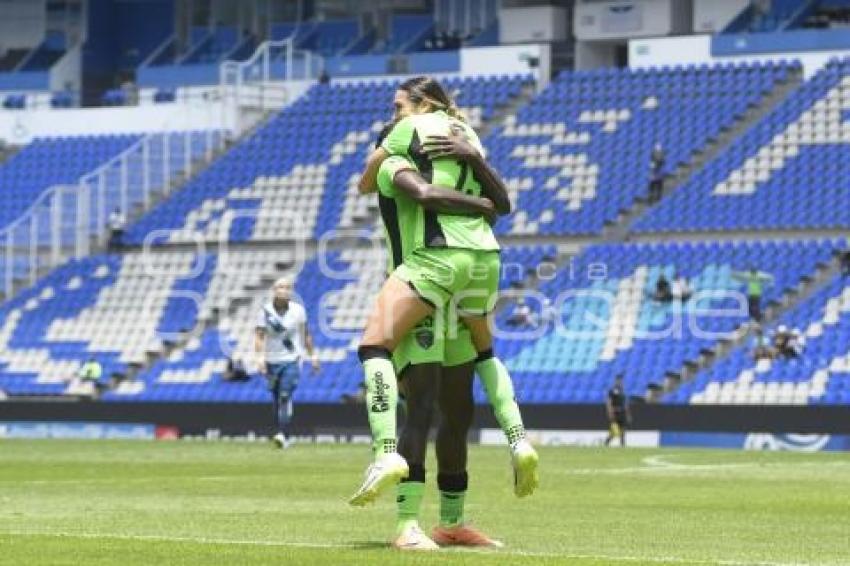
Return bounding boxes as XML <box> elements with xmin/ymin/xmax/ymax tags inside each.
<box><xmin>349</xmin><ymin>76</ymin><xmax>539</xmax><ymax>516</ymax></box>
<box><xmin>376</xmin><ymin>150</ymin><xmax>506</xmax><ymax>549</ymax></box>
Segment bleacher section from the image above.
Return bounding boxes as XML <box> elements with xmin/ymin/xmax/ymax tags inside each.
<box><xmin>0</xmin><ymin>132</ymin><xmax>220</xmax><ymax>250</ymax></box>
<box><xmin>0</xmin><ymin>135</ymin><xmax>139</xmax><ymax>231</ymax></box>
<box><xmin>2</xmin><ymin>237</ymin><xmax>840</xmax><ymax>404</ymax></box>
<box><xmin>0</xmin><ymin>251</ymin><xmax>215</xmax><ymax>396</ymax></box>
<box><xmin>673</xmin><ymin>267</ymin><xmax>850</xmax><ymax>406</ymax></box>
<box><xmin>3</xmin><ymin>59</ymin><xmax>850</xmax><ymax>410</ymax></box>
<box><xmin>486</xmin><ymin>61</ymin><xmax>796</xmax><ymax>235</ymax></box>
<box><xmin>123</xmin><ymin>75</ymin><xmax>531</xmax><ymax>246</ymax></box>
<box><xmin>111</xmin><ymin>244</ymin><xmax>552</xmax><ymax>403</ymax></box>
<box><xmin>636</xmin><ymin>59</ymin><xmax>850</xmax><ymax>233</ymax></box>
<box><xmin>490</xmin><ymin>239</ymin><xmax>838</xmax><ymax>404</ymax></box>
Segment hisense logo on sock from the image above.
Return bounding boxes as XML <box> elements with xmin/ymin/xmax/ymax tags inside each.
<box><xmin>371</xmin><ymin>372</ymin><xmax>390</xmax><ymax>413</ymax></box>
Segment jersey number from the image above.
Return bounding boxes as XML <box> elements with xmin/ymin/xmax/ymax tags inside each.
<box><xmin>455</xmin><ymin>160</ymin><xmax>472</xmax><ymax>195</ymax></box>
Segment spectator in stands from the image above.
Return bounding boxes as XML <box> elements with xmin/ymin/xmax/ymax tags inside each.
<box><xmin>539</xmin><ymin>297</ymin><xmax>557</xmax><ymax>328</ymax></box>
<box><xmin>773</xmin><ymin>325</ymin><xmax>792</xmax><ymax>356</ymax></box>
<box><xmin>774</xmin><ymin>326</ymin><xmax>805</xmax><ymax>359</ymax></box>
<box><xmin>653</xmin><ymin>273</ymin><xmax>673</xmax><ymax>303</ymax></box>
<box><xmin>604</xmin><ymin>374</ymin><xmax>630</xmax><ymax>447</ymax></box>
<box><xmin>752</xmin><ymin>325</ymin><xmax>775</xmax><ymax>361</ymax></box>
<box><xmin>671</xmin><ymin>272</ymin><xmax>692</xmax><ymax>303</ymax></box>
<box><xmin>648</xmin><ymin>143</ymin><xmax>665</xmax><ymax>204</ymax></box>
<box><xmin>732</xmin><ymin>268</ymin><xmax>774</xmax><ymax>322</ymax></box>
<box><xmin>108</xmin><ymin>208</ymin><xmax>126</xmax><ymax>251</ymax></box>
<box><xmin>79</xmin><ymin>357</ymin><xmax>103</xmax><ymax>382</ymax></box>
<box><xmin>66</xmin><ymin>357</ymin><xmax>103</xmax><ymax>398</ymax></box>
<box><xmin>319</xmin><ymin>69</ymin><xmax>330</xmax><ymax>85</ymax></box>
<box><xmin>751</xmin><ymin>0</ymin><xmax>772</xmax><ymax>31</ymax></box>
<box><xmin>120</xmin><ymin>75</ymin><xmax>138</xmax><ymax>106</ymax></box>
<box><xmin>841</xmin><ymin>245</ymin><xmax>850</xmax><ymax>277</ymax></box>
<box><xmin>223</xmin><ymin>357</ymin><xmax>250</xmax><ymax>382</ymax></box>
<box><xmin>507</xmin><ymin>298</ymin><xmax>535</xmax><ymax>328</ymax></box>
<box><xmin>789</xmin><ymin>328</ymin><xmax>805</xmax><ymax>358</ymax></box>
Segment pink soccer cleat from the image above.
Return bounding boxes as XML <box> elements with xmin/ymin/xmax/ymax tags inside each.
<box><xmin>431</xmin><ymin>524</ymin><xmax>504</xmax><ymax>548</ymax></box>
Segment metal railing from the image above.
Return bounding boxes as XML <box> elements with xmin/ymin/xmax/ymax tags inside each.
<box><xmin>0</xmin><ymin>129</ymin><xmax>225</xmax><ymax>298</ymax></box>
<box><xmin>0</xmin><ymin>37</ymin><xmax>322</xmax><ymax>299</ymax></box>
<box><xmin>219</xmin><ymin>37</ymin><xmax>323</xmax><ymax>135</ymax></box>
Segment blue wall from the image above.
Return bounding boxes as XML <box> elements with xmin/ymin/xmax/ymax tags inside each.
<box><xmin>85</xmin><ymin>0</ymin><xmax>174</xmax><ymax>76</ymax></box>
<box><xmin>0</xmin><ymin>71</ymin><xmax>50</xmax><ymax>91</ymax></box>
<box><xmin>713</xmin><ymin>28</ymin><xmax>850</xmax><ymax>56</ymax></box>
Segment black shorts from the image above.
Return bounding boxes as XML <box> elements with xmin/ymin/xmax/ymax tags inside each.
<box><xmin>611</xmin><ymin>412</ymin><xmax>628</xmax><ymax>428</ymax></box>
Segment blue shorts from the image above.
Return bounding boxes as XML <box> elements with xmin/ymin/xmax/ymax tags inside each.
<box><xmin>266</xmin><ymin>362</ymin><xmax>300</xmax><ymax>396</ymax></box>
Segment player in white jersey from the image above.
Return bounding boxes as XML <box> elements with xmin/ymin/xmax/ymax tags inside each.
<box><xmin>254</xmin><ymin>276</ymin><xmax>320</xmax><ymax>449</ymax></box>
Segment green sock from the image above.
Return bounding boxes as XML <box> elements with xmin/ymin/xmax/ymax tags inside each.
<box><xmin>396</xmin><ymin>481</ymin><xmax>425</xmax><ymax>534</ymax></box>
<box><xmin>363</xmin><ymin>357</ymin><xmax>398</xmax><ymax>455</ymax></box>
<box><xmin>439</xmin><ymin>490</ymin><xmax>466</xmax><ymax>527</ymax></box>
<box><xmin>476</xmin><ymin>357</ymin><xmax>526</xmax><ymax>447</ymax></box>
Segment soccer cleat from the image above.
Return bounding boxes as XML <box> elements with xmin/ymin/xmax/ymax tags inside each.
<box><xmin>511</xmin><ymin>439</ymin><xmax>539</xmax><ymax>498</ymax></box>
<box><xmin>348</xmin><ymin>452</ymin><xmax>409</xmax><ymax>507</ymax></box>
<box><xmin>431</xmin><ymin>524</ymin><xmax>504</xmax><ymax>548</ymax></box>
<box><xmin>272</xmin><ymin>433</ymin><xmax>289</xmax><ymax>449</ymax></box>
<box><xmin>393</xmin><ymin>522</ymin><xmax>439</xmax><ymax>551</ymax></box>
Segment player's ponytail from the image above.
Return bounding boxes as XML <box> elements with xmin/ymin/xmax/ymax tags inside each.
<box><xmin>444</xmin><ymin>102</ymin><xmax>468</xmax><ymax>124</ymax></box>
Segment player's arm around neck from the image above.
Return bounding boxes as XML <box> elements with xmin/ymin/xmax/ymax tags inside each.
<box><xmin>393</xmin><ymin>169</ymin><xmax>496</xmax><ymax>221</ymax></box>
<box><xmin>467</xmin><ymin>152</ymin><xmax>512</xmax><ymax>215</ymax></box>
<box><xmin>421</xmin><ymin>133</ymin><xmax>512</xmax><ymax>215</ymax></box>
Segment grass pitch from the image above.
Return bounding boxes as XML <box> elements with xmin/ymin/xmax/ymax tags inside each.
<box><xmin>1</xmin><ymin>440</ymin><xmax>849</xmax><ymax>565</ymax></box>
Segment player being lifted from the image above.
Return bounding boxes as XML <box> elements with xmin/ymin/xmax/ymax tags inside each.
<box><xmin>366</xmin><ymin>128</ymin><xmax>510</xmax><ymax>549</ymax></box>
<box><xmin>349</xmin><ymin>76</ymin><xmax>538</xmax><ymax>509</ymax></box>
<box><xmin>254</xmin><ymin>277</ymin><xmax>320</xmax><ymax>449</ymax></box>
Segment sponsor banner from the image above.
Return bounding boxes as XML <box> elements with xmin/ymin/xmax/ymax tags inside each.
<box><xmin>660</xmin><ymin>432</ymin><xmax>850</xmax><ymax>452</ymax></box>
<box><xmin>0</xmin><ymin>421</ymin><xmax>155</xmax><ymax>440</ymax></box>
<box><xmin>480</xmin><ymin>429</ymin><xmax>661</xmax><ymax>448</ymax></box>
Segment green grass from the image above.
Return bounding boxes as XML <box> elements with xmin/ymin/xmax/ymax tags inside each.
<box><xmin>1</xmin><ymin>440</ymin><xmax>849</xmax><ymax>565</ymax></box>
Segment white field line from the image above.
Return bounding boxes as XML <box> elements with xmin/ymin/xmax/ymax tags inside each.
<box><xmin>0</xmin><ymin>530</ymin><xmax>833</xmax><ymax>566</ymax></box>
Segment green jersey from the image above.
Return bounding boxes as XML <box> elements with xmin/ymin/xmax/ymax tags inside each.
<box><xmin>376</xmin><ymin>155</ymin><xmax>421</xmax><ymax>274</ymax></box>
<box><xmin>381</xmin><ymin>110</ymin><xmax>500</xmax><ymax>252</ymax></box>
<box><xmin>376</xmin><ymin>155</ymin><xmax>478</xmax><ymax>371</ymax></box>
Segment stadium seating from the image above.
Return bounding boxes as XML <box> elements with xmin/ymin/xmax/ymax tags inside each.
<box><xmin>488</xmin><ymin>239</ymin><xmax>839</xmax><ymax>404</ymax></box>
<box><xmin>5</xmin><ymin>236</ymin><xmax>837</xmax><ymax>404</ymax></box>
<box><xmin>487</xmin><ymin>61</ymin><xmax>797</xmax><ymax>236</ymax></box>
<box><xmin>0</xmin><ymin>135</ymin><xmax>140</xmax><ymax>231</ymax></box>
<box><xmin>669</xmin><ymin>266</ymin><xmax>850</xmax><ymax>406</ymax></box>
<box><xmin>636</xmin><ymin>58</ymin><xmax>850</xmax><ymax>233</ymax></box>
<box><xmin>0</xmin><ymin>132</ymin><xmax>221</xmax><ymax>249</ymax></box>
<box><xmin>122</xmin><ymin>75</ymin><xmax>531</xmax><ymax>245</ymax></box>
<box><xmin>108</xmin><ymin>244</ymin><xmax>554</xmax><ymax>403</ymax></box>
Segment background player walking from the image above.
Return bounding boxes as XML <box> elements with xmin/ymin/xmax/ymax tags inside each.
<box><xmin>254</xmin><ymin>277</ymin><xmax>320</xmax><ymax>449</ymax></box>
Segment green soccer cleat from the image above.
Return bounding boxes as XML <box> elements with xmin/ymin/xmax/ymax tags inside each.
<box><xmin>511</xmin><ymin>439</ymin><xmax>539</xmax><ymax>498</ymax></box>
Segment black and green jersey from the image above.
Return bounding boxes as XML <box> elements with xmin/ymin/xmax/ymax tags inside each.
<box><xmin>380</xmin><ymin>110</ymin><xmax>500</xmax><ymax>252</ymax></box>
<box><xmin>376</xmin><ymin>155</ymin><xmax>421</xmax><ymax>274</ymax></box>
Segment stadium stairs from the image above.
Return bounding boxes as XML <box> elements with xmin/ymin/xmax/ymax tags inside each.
<box><xmin>604</xmin><ymin>65</ymin><xmax>805</xmax><ymax>242</ymax></box>
<box><xmin>658</xmin><ymin>243</ymin><xmax>846</xmax><ymax>399</ymax></box>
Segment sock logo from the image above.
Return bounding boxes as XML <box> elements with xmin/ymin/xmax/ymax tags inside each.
<box><xmin>371</xmin><ymin>371</ymin><xmax>390</xmax><ymax>413</ymax></box>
